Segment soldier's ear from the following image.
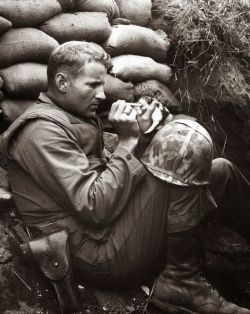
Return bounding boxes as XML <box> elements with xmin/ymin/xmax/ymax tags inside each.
<box><xmin>55</xmin><ymin>72</ymin><xmax>68</xmax><ymax>93</ymax></box>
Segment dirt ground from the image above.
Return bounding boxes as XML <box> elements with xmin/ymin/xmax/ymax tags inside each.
<box><xmin>1</xmin><ymin>207</ymin><xmax>250</xmax><ymax>314</ymax></box>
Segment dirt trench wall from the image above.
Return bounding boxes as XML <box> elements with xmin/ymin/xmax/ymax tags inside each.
<box><xmin>151</xmin><ymin>0</ymin><xmax>250</xmax><ymax>178</ymax></box>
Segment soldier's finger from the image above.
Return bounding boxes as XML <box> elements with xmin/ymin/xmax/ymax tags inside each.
<box><xmin>109</xmin><ymin>100</ymin><xmax>126</xmax><ymax>120</ymax></box>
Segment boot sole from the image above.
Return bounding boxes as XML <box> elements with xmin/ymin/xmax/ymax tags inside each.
<box><xmin>152</xmin><ymin>296</ymin><xmax>198</xmax><ymax>314</ymax></box>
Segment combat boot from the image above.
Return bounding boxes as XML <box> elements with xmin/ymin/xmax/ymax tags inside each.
<box><xmin>151</xmin><ymin>233</ymin><xmax>250</xmax><ymax>314</ymax></box>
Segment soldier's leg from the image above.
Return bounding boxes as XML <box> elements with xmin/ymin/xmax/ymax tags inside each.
<box><xmin>73</xmin><ymin>173</ymin><xmax>205</xmax><ymax>287</ymax></box>
<box><xmin>209</xmin><ymin>158</ymin><xmax>250</xmax><ymax>240</ymax></box>
<box><xmin>73</xmin><ymin>174</ymin><xmax>168</xmax><ymax>286</ymax></box>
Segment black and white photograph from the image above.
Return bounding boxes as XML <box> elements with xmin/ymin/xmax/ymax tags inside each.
<box><xmin>0</xmin><ymin>0</ymin><xmax>249</xmax><ymax>313</ymax></box>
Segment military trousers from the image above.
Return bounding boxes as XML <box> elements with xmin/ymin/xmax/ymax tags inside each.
<box><xmin>73</xmin><ymin>158</ymin><xmax>250</xmax><ymax>287</ymax></box>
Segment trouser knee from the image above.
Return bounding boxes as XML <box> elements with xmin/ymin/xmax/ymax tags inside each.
<box><xmin>211</xmin><ymin>158</ymin><xmax>233</xmax><ymax>183</ymax></box>
<box><xmin>210</xmin><ymin>158</ymin><xmax>235</xmax><ymax>202</ymax></box>
<box><xmin>210</xmin><ymin>158</ymin><xmax>250</xmax><ymax>240</ymax></box>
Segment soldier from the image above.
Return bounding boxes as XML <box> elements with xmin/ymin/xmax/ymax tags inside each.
<box><xmin>2</xmin><ymin>41</ymin><xmax>250</xmax><ymax>313</ymax></box>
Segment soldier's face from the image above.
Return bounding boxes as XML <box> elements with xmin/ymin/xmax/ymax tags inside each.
<box><xmin>64</xmin><ymin>61</ymin><xmax>107</xmax><ymax>118</ymax></box>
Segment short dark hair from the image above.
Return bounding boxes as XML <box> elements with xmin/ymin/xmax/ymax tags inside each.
<box><xmin>47</xmin><ymin>41</ymin><xmax>112</xmax><ymax>84</ymax></box>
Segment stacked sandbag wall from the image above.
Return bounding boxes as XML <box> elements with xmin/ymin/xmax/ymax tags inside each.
<box><xmin>0</xmin><ymin>0</ymin><xmax>180</xmax><ymax>193</ymax></box>
<box><xmin>0</xmin><ymin>0</ymin><xmax>180</xmax><ymax>126</ymax></box>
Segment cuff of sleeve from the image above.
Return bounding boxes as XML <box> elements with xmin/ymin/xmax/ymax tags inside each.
<box><xmin>112</xmin><ymin>146</ymin><xmax>147</xmax><ymax>175</ymax></box>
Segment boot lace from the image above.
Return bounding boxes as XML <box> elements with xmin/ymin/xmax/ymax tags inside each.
<box><xmin>199</xmin><ymin>272</ymin><xmax>224</xmax><ymax>303</ymax></box>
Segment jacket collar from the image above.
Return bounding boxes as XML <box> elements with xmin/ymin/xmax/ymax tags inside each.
<box><xmin>37</xmin><ymin>92</ymin><xmax>62</xmax><ymax>110</ymax></box>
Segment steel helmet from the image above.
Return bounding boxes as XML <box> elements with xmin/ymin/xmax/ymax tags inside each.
<box><xmin>140</xmin><ymin>119</ymin><xmax>214</xmax><ymax>186</ymax></box>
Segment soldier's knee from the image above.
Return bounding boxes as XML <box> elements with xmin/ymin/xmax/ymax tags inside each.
<box><xmin>211</xmin><ymin>158</ymin><xmax>234</xmax><ymax>182</ymax></box>
<box><xmin>212</xmin><ymin>158</ymin><xmax>233</xmax><ymax>176</ymax></box>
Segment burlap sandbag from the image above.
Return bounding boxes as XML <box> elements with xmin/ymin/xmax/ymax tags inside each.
<box><xmin>0</xmin><ymin>16</ymin><xmax>12</xmax><ymax>36</ymax></box>
<box><xmin>111</xmin><ymin>55</ymin><xmax>172</xmax><ymax>84</ymax></box>
<box><xmin>40</xmin><ymin>12</ymin><xmax>112</xmax><ymax>44</ymax></box>
<box><xmin>104</xmin><ymin>74</ymin><xmax>134</xmax><ymax>102</ymax></box>
<box><xmin>57</xmin><ymin>0</ymin><xmax>75</xmax><ymax>11</ymax></box>
<box><xmin>0</xmin><ymin>76</ymin><xmax>3</xmax><ymax>89</ymax></box>
<box><xmin>0</xmin><ymin>28</ymin><xmax>59</xmax><ymax>69</ymax></box>
<box><xmin>0</xmin><ymin>63</ymin><xmax>47</xmax><ymax>98</ymax></box>
<box><xmin>0</xmin><ymin>166</ymin><xmax>9</xmax><ymax>190</ymax></box>
<box><xmin>0</xmin><ymin>0</ymin><xmax>62</xmax><ymax>27</ymax></box>
<box><xmin>111</xmin><ymin>17</ymin><xmax>131</xmax><ymax>25</ymax></box>
<box><xmin>134</xmin><ymin>80</ymin><xmax>180</xmax><ymax>110</ymax></box>
<box><xmin>114</xmin><ymin>0</ymin><xmax>152</xmax><ymax>26</ymax></box>
<box><xmin>75</xmin><ymin>0</ymin><xmax>119</xmax><ymax>19</ymax></box>
<box><xmin>0</xmin><ymin>98</ymin><xmax>34</xmax><ymax>122</ymax></box>
<box><xmin>102</xmin><ymin>25</ymin><xmax>170</xmax><ymax>62</ymax></box>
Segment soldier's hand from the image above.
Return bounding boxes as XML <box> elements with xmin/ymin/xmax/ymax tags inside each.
<box><xmin>136</xmin><ymin>98</ymin><xmax>158</xmax><ymax>134</ymax></box>
<box><xmin>109</xmin><ymin>100</ymin><xmax>140</xmax><ymax>153</ymax></box>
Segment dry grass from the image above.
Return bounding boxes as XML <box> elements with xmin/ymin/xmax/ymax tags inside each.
<box><xmin>153</xmin><ymin>0</ymin><xmax>250</xmax><ymax>79</ymax></box>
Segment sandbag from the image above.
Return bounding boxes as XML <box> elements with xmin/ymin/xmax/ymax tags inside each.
<box><xmin>102</xmin><ymin>25</ymin><xmax>170</xmax><ymax>62</ymax></box>
<box><xmin>0</xmin><ymin>98</ymin><xmax>34</xmax><ymax>122</ymax></box>
<box><xmin>0</xmin><ymin>16</ymin><xmax>12</xmax><ymax>36</ymax></box>
<box><xmin>57</xmin><ymin>0</ymin><xmax>75</xmax><ymax>11</ymax></box>
<box><xmin>114</xmin><ymin>0</ymin><xmax>152</xmax><ymax>26</ymax></box>
<box><xmin>40</xmin><ymin>12</ymin><xmax>112</xmax><ymax>44</ymax></box>
<box><xmin>75</xmin><ymin>0</ymin><xmax>119</xmax><ymax>19</ymax></box>
<box><xmin>0</xmin><ymin>166</ymin><xmax>9</xmax><ymax>190</ymax></box>
<box><xmin>0</xmin><ymin>63</ymin><xmax>47</xmax><ymax>98</ymax></box>
<box><xmin>0</xmin><ymin>76</ymin><xmax>4</xmax><ymax>101</ymax></box>
<box><xmin>104</xmin><ymin>74</ymin><xmax>134</xmax><ymax>102</ymax></box>
<box><xmin>111</xmin><ymin>17</ymin><xmax>131</xmax><ymax>25</ymax></box>
<box><xmin>134</xmin><ymin>80</ymin><xmax>180</xmax><ymax>110</ymax></box>
<box><xmin>0</xmin><ymin>28</ymin><xmax>59</xmax><ymax>69</ymax></box>
<box><xmin>111</xmin><ymin>55</ymin><xmax>172</xmax><ymax>84</ymax></box>
<box><xmin>0</xmin><ymin>0</ymin><xmax>62</xmax><ymax>27</ymax></box>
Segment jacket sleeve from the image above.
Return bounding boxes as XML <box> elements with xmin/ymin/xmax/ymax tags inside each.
<box><xmin>12</xmin><ymin>120</ymin><xmax>147</xmax><ymax>227</ymax></box>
